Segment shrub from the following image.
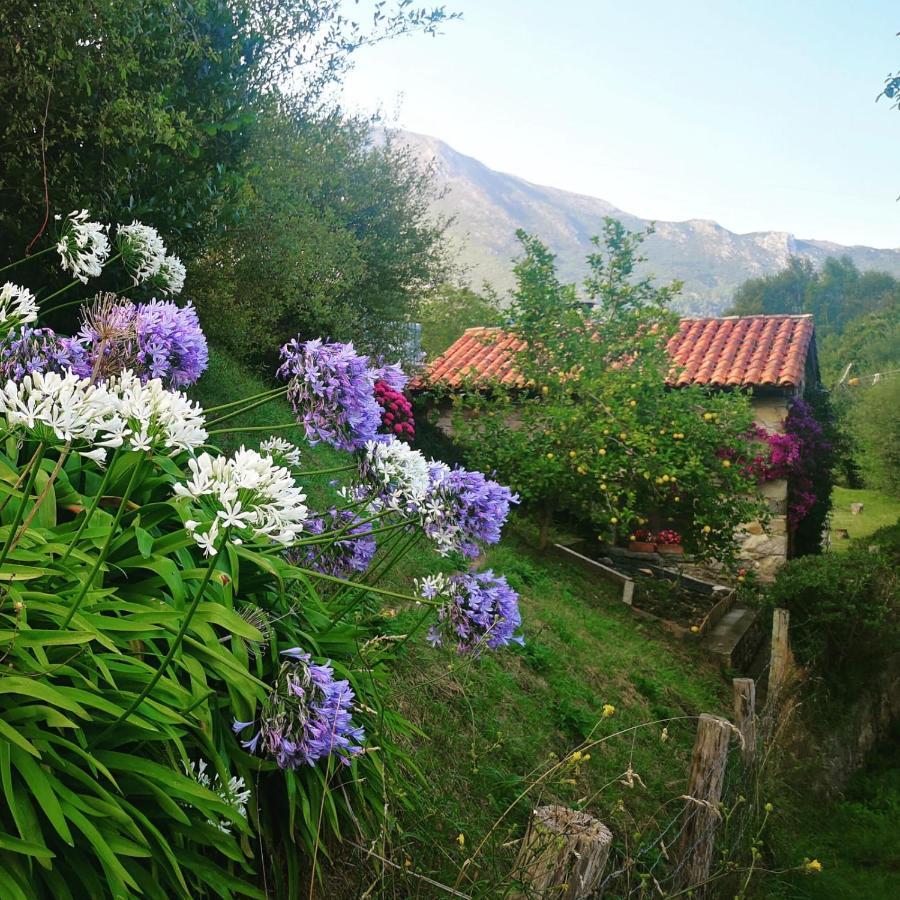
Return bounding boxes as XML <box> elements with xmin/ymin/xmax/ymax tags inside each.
<box><xmin>765</xmin><ymin>524</ymin><xmax>900</xmax><ymax>690</ymax></box>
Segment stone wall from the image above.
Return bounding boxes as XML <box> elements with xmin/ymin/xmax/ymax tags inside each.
<box><xmin>736</xmin><ymin>396</ymin><xmax>790</xmax><ymax>581</ymax></box>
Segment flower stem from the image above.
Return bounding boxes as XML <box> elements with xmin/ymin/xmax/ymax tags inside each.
<box><xmin>204</xmin><ymin>385</ymin><xmax>285</xmax><ymax>415</ymax></box>
<box><xmin>0</xmin><ymin>245</ymin><xmax>55</xmax><ymax>274</ymax></box>
<box><xmin>58</xmin><ymin>449</ymin><xmax>120</xmax><ymax>567</ymax></box>
<box><xmin>205</xmin><ymin>389</ymin><xmax>288</xmax><ymax>427</ymax></box>
<box><xmin>9</xmin><ymin>443</ymin><xmax>71</xmax><ymax>550</ymax></box>
<box><xmin>61</xmin><ymin>457</ymin><xmax>143</xmax><ymax>628</ymax></box>
<box><xmin>294</xmin><ymin>463</ymin><xmax>357</xmax><ymax>477</ymax></box>
<box><xmin>0</xmin><ymin>443</ymin><xmax>45</xmax><ymax>569</ymax></box>
<box><xmin>0</xmin><ymin>443</ymin><xmax>42</xmax><ymax>517</ymax></box>
<box><xmin>288</xmin><ymin>564</ymin><xmax>434</xmax><ymax>606</ymax></box>
<box><xmin>207</xmin><ymin>422</ymin><xmax>298</xmax><ymax>435</ymax></box>
<box><xmin>97</xmin><ymin>538</ymin><xmax>224</xmax><ymax>739</ymax></box>
<box><xmin>37</xmin><ymin>252</ymin><xmax>123</xmax><ymax>314</ymax></box>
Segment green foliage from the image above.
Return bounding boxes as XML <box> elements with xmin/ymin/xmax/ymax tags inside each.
<box><xmin>445</xmin><ymin>219</ymin><xmax>767</xmax><ymax>563</ymax></box>
<box><xmin>189</xmin><ymin>123</ymin><xmax>450</xmax><ymax>368</ymax></box>
<box><xmin>0</xmin><ymin>1</ymin><xmax>454</xmax><ymax>330</ymax></box>
<box><xmin>417</xmin><ymin>283</ymin><xmax>504</xmax><ymax>360</ymax></box>
<box><xmin>846</xmin><ymin>376</ymin><xmax>900</xmax><ymax>497</ymax></box>
<box><xmin>766</xmin><ymin>524</ymin><xmax>900</xmax><ymax>690</ymax></box>
<box><xmin>830</xmin><ymin>486</ymin><xmax>900</xmax><ymax>547</ymax></box>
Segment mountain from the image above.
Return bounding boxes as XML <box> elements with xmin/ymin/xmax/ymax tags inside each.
<box><xmin>396</xmin><ymin>130</ymin><xmax>900</xmax><ymax>315</ymax></box>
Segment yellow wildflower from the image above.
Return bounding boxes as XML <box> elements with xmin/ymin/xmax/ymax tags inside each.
<box><xmin>803</xmin><ymin>858</ymin><xmax>823</xmax><ymax>874</ymax></box>
<box><xmin>602</xmin><ymin>704</ymin><xmax>615</xmax><ymax>718</ymax></box>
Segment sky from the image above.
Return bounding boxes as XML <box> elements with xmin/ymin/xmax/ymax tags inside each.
<box><xmin>341</xmin><ymin>0</ymin><xmax>900</xmax><ymax>248</ymax></box>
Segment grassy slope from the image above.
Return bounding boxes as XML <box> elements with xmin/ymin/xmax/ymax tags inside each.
<box><xmin>192</xmin><ymin>348</ymin><xmax>731</xmax><ymax>892</ymax></box>
<box><xmin>830</xmin><ymin>486</ymin><xmax>900</xmax><ymax>548</ymax></box>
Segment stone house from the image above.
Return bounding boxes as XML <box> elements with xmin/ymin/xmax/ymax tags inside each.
<box><xmin>417</xmin><ymin>314</ymin><xmax>820</xmax><ymax>580</ymax></box>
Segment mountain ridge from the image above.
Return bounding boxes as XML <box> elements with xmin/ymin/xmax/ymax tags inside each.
<box><xmin>396</xmin><ymin>130</ymin><xmax>900</xmax><ymax>314</ymax></box>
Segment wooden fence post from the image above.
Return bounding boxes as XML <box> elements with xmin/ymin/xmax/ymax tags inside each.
<box><xmin>768</xmin><ymin>608</ymin><xmax>790</xmax><ymax>704</ymax></box>
<box><xmin>514</xmin><ymin>805</ymin><xmax>612</xmax><ymax>899</ymax></box>
<box><xmin>677</xmin><ymin>714</ymin><xmax>731</xmax><ymax>891</ymax></box>
<box><xmin>732</xmin><ymin>678</ymin><xmax>756</xmax><ymax>763</ymax></box>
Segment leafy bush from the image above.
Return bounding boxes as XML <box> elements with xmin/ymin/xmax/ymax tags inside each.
<box><xmin>0</xmin><ymin>217</ymin><xmax>522</xmax><ymax>898</ymax></box>
<box><xmin>766</xmin><ymin>524</ymin><xmax>900</xmax><ymax>689</ymax></box>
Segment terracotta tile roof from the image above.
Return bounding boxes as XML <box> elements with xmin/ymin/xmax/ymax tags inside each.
<box><xmin>422</xmin><ymin>326</ymin><xmax>528</xmax><ymax>388</ymax></box>
<box><xmin>420</xmin><ymin>316</ymin><xmax>815</xmax><ymax>391</ymax></box>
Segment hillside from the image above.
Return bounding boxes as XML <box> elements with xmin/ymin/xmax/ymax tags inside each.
<box><xmin>397</xmin><ymin>130</ymin><xmax>900</xmax><ymax>314</ymax></box>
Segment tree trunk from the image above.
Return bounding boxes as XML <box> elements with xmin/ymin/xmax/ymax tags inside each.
<box><xmin>514</xmin><ymin>805</ymin><xmax>612</xmax><ymax>899</ymax></box>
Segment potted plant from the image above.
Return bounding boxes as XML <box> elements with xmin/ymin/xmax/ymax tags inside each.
<box><xmin>629</xmin><ymin>529</ymin><xmax>657</xmax><ymax>553</ymax></box>
<box><xmin>656</xmin><ymin>529</ymin><xmax>684</xmax><ymax>556</ymax></box>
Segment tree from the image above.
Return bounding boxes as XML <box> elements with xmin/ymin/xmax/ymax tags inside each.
<box><xmin>188</xmin><ymin>120</ymin><xmax>451</xmax><ymax>368</ymax></box>
<box><xmin>727</xmin><ymin>257</ymin><xmax>815</xmax><ymax>318</ymax></box>
<box><xmin>446</xmin><ymin>219</ymin><xmax>768</xmax><ymax>562</ymax></box>
<box><xmin>0</xmin><ymin>1</ymin><xmax>455</xmax><ymax>277</ymax></box>
<box><xmin>848</xmin><ymin>375</ymin><xmax>900</xmax><ymax>497</ymax></box>
<box><xmin>417</xmin><ymin>283</ymin><xmax>504</xmax><ymax>360</ymax></box>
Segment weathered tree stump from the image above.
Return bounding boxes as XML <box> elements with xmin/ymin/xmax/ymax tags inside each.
<box><xmin>850</xmin><ymin>502</ymin><xmax>864</xmax><ymax>516</ymax></box>
<box><xmin>514</xmin><ymin>805</ymin><xmax>612</xmax><ymax>899</ymax></box>
<box><xmin>732</xmin><ymin>677</ymin><xmax>756</xmax><ymax>763</ymax></box>
<box><xmin>676</xmin><ymin>714</ymin><xmax>731</xmax><ymax>891</ymax></box>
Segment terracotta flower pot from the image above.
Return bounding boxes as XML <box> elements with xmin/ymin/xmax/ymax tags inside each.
<box><xmin>658</xmin><ymin>543</ymin><xmax>684</xmax><ymax>556</ymax></box>
<box><xmin>629</xmin><ymin>540</ymin><xmax>657</xmax><ymax>553</ymax></box>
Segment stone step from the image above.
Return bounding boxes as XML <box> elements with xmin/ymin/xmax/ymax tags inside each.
<box><xmin>702</xmin><ymin>603</ymin><xmax>765</xmax><ymax>671</ymax></box>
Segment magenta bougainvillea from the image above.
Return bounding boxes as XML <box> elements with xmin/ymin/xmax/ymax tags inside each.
<box><xmin>747</xmin><ymin>399</ymin><xmax>831</xmax><ymax>528</ymax></box>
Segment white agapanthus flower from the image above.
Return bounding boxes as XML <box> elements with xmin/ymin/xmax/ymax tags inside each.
<box><xmin>259</xmin><ymin>436</ymin><xmax>302</xmax><ymax>467</ymax></box>
<box><xmin>184</xmin><ymin>759</ymin><xmax>250</xmax><ymax>834</ymax></box>
<box><xmin>56</xmin><ymin>210</ymin><xmax>111</xmax><ymax>283</ymax></box>
<box><xmin>173</xmin><ymin>447</ymin><xmax>309</xmax><ymax>555</ymax></box>
<box><xmin>156</xmin><ymin>254</ymin><xmax>186</xmax><ymax>296</ymax></box>
<box><xmin>0</xmin><ymin>281</ymin><xmax>38</xmax><ymax>328</ymax></box>
<box><xmin>0</xmin><ymin>370</ymin><xmax>121</xmax><ymax>449</ymax></box>
<box><xmin>109</xmin><ymin>371</ymin><xmax>208</xmax><ymax>455</ymax></box>
<box><xmin>116</xmin><ymin>220</ymin><xmax>167</xmax><ymax>285</ymax></box>
<box><xmin>415</xmin><ymin>572</ymin><xmax>450</xmax><ymax>601</ymax></box>
<box><xmin>360</xmin><ymin>437</ymin><xmax>429</xmax><ymax>511</ymax></box>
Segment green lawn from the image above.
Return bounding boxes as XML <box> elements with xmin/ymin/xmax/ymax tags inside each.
<box><xmin>191</xmin><ymin>349</ymin><xmax>733</xmax><ymax>895</ymax></box>
<box><xmin>830</xmin><ymin>487</ymin><xmax>900</xmax><ymax>549</ymax></box>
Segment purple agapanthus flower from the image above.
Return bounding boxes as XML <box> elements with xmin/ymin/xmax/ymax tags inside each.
<box><xmin>134</xmin><ymin>299</ymin><xmax>208</xmax><ymax>387</ymax></box>
<box><xmin>277</xmin><ymin>338</ymin><xmax>384</xmax><ymax>451</ymax></box>
<box><xmin>285</xmin><ymin>507</ymin><xmax>376</xmax><ymax>579</ymax></box>
<box><xmin>63</xmin><ymin>297</ymin><xmax>207</xmax><ymax>387</ymax></box>
<box><xmin>373</xmin><ymin>359</ymin><xmax>409</xmax><ymax>393</ymax></box>
<box><xmin>426</xmin><ymin>569</ymin><xmax>524</xmax><ymax>654</ymax></box>
<box><xmin>421</xmin><ymin>463</ymin><xmax>519</xmax><ymax>557</ymax></box>
<box><xmin>0</xmin><ymin>326</ymin><xmax>80</xmax><ymax>382</ymax></box>
<box><xmin>233</xmin><ymin>649</ymin><xmax>365</xmax><ymax>769</ymax></box>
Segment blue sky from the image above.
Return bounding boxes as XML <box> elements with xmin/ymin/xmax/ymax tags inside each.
<box><xmin>341</xmin><ymin>1</ymin><xmax>900</xmax><ymax>248</ymax></box>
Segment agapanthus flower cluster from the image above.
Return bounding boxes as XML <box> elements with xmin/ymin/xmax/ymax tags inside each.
<box><xmin>277</xmin><ymin>339</ymin><xmax>383</xmax><ymax>451</ymax></box>
<box><xmin>0</xmin><ymin>282</ymin><xmax>38</xmax><ymax>330</ymax></box>
<box><xmin>419</xmin><ymin>570</ymin><xmax>524</xmax><ymax>654</ymax></box>
<box><xmin>109</xmin><ymin>371</ymin><xmax>208</xmax><ymax>455</ymax></box>
<box><xmin>359</xmin><ymin>436</ymin><xmax>430</xmax><ymax>511</ymax></box>
<box><xmin>116</xmin><ymin>220</ymin><xmax>167</xmax><ymax>285</ymax></box>
<box><xmin>420</xmin><ymin>462</ymin><xmax>518</xmax><ymax>557</ymax></box>
<box><xmin>174</xmin><ymin>447</ymin><xmax>308</xmax><ymax>556</ymax></box>
<box><xmin>64</xmin><ymin>296</ymin><xmax>207</xmax><ymax>388</ymax></box>
<box><xmin>153</xmin><ymin>255</ymin><xmax>186</xmax><ymax>297</ymax></box>
<box><xmin>233</xmin><ymin>648</ymin><xmax>365</xmax><ymax>768</ymax></box>
<box><xmin>259</xmin><ymin>436</ymin><xmax>302</xmax><ymax>468</ymax></box>
<box><xmin>0</xmin><ymin>326</ymin><xmax>76</xmax><ymax>382</ymax></box>
<box><xmin>287</xmin><ymin>507</ymin><xmax>376</xmax><ymax>579</ymax></box>
<box><xmin>374</xmin><ymin>379</ymin><xmax>415</xmax><ymax>442</ymax></box>
<box><xmin>56</xmin><ymin>210</ymin><xmax>110</xmax><ymax>283</ymax></box>
<box><xmin>0</xmin><ymin>369</ymin><xmax>123</xmax><ymax>460</ymax></box>
<box><xmin>374</xmin><ymin>361</ymin><xmax>409</xmax><ymax>393</ymax></box>
<box><xmin>184</xmin><ymin>759</ymin><xmax>250</xmax><ymax>834</ymax></box>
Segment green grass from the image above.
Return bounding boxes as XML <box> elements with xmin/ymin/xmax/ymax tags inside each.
<box><xmin>769</xmin><ymin>728</ymin><xmax>900</xmax><ymax>899</ymax></box>
<box><xmin>830</xmin><ymin>487</ymin><xmax>900</xmax><ymax>548</ymax></box>
<box><xmin>192</xmin><ymin>348</ymin><xmax>732</xmax><ymax>894</ymax></box>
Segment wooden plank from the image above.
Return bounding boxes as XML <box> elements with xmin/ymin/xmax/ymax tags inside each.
<box><xmin>732</xmin><ymin>678</ymin><xmax>756</xmax><ymax>763</ymax></box>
